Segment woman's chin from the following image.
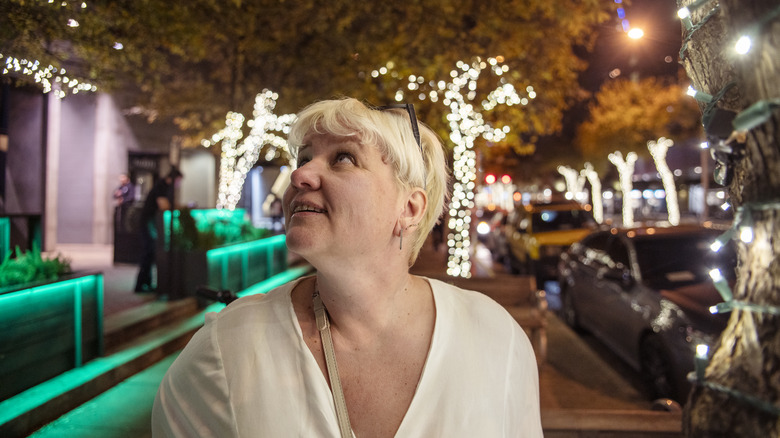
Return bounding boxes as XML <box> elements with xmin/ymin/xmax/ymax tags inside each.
<box><xmin>284</xmin><ymin>231</ymin><xmax>319</xmax><ymax>256</ymax></box>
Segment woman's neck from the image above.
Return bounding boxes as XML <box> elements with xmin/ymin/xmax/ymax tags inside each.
<box><xmin>313</xmin><ymin>270</ymin><xmax>418</xmax><ymax>342</ymax></box>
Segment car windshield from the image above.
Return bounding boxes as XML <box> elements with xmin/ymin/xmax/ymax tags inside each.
<box><xmin>532</xmin><ymin>209</ymin><xmax>593</xmax><ymax>233</ymax></box>
<box><xmin>634</xmin><ymin>235</ymin><xmax>737</xmax><ymax>290</ymax></box>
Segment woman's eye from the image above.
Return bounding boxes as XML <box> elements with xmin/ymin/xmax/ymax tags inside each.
<box><xmin>334</xmin><ymin>152</ymin><xmax>355</xmax><ymax>164</ymax></box>
<box><xmin>296</xmin><ymin>157</ymin><xmax>310</xmax><ymax>167</ymax></box>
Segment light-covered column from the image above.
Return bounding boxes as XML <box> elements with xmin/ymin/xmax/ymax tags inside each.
<box><xmin>608</xmin><ymin>151</ymin><xmax>638</xmax><ymax>227</ymax></box>
<box><xmin>648</xmin><ymin>137</ymin><xmax>679</xmax><ymax>225</ymax></box>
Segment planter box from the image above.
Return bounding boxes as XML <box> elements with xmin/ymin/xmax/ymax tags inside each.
<box><xmin>0</xmin><ymin>272</ymin><xmax>104</xmax><ymax>401</ymax></box>
<box><xmin>158</xmin><ymin>234</ymin><xmax>288</xmax><ymax>299</ymax></box>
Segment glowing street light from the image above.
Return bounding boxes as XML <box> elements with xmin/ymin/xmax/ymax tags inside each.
<box><xmin>627</xmin><ymin>28</ymin><xmax>644</xmax><ymax>39</ymax></box>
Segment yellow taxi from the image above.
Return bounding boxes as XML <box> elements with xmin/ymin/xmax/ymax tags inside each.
<box><xmin>503</xmin><ymin>201</ymin><xmax>596</xmax><ymax>281</ymax></box>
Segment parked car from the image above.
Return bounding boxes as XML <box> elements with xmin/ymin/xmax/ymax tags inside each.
<box><xmin>475</xmin><ymin>208</ymin><xmax>508</xmax><ymax>262</ymax></box>
<box><xmin>503</xmin><ymin>201</ymin><xmax>596</xmax><ymax>281</ymax></box>
<box><xmin>558</xmin><ymin>224</ymin><xmax>736</xmax><ymax>402</ymax></box>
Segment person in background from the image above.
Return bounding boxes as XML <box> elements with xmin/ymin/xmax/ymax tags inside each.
<box><xmin>152</xmin><ymin>99</ymin><xmax>542</xmax><ymax>437</ymax></box>
<box><xmin>134</xmin><ymin>166</ymin><xmax>183</xmax><ymax>293</ymax></box>
<box><xmin>113</xmin><ymin>173</ymin><xmax>135</xmax><ymax>206</ymax></box>
<box><xmin>269</xmin><ymin>193</ymin><xmax>284</xmax><ymax>232</ymax></box>
<box><xmin>113</xmin><ymin>173</ymin><xmax>135</xmax><ymax>228</ymax></box>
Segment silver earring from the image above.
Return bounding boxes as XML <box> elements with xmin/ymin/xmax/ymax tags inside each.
<box><xmin>399</xmin><ymin>227</ymin><xmax>403</xmax><ymax>250</ymax></box>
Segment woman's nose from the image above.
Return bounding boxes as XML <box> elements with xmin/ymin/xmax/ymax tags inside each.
<box><xmin>289</xmin><ymin>161</ymin><xmax>321</xmax><ymax>190</ymax></box>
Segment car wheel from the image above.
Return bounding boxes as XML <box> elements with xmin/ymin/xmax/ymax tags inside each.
<box><xmin>561</xmin><ymin>287</ymin><xmax>583</xmax><ymax>332</ymax></box>
<box><xmin>640</xmin><ymin>335</ymin><xmax>677</xmax><ymax>400</ymax></box>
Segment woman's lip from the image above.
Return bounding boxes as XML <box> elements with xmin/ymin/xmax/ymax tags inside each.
<box><xmin>290</xmin><ymin>201</ymin><xmax>326</xmax><ymax>214</ymax></box>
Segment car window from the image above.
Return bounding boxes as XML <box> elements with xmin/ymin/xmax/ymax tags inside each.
<box><xmin>634</xmin><ymin>235</ymin><xmax>737</xmax><ymax>290</ymax></box>
<box><xmin>607</xmin><ymin>238</ymin><xmax>630</xmax><ymax>268</ymax></box>
<box><xmin>580</xmin><ymin>232</ymin><xmax>611</xmax><ymax>252</ymax></box>
<box><xmin>531</xmin><ymin>209</ymin><xmax>593</xmax><ymax>233</ymax></box>
<box><xmin>576</xmin><ymin>232</ymin><xmax>616</xmax><ymax>268</ymax></box>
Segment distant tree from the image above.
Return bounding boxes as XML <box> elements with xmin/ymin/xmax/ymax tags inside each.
<box><xmin>678</xmin><ymin>1</ymin><xmax>780</xmax><ymax>436</ymax></box>
<box><xmin>2</xmin><ymin>0</ymin><xmax>610</xmax><ymax>147</ymax></box>
<box><xmin>574</xmin><ymin>76</ymin><xmax>702</xmax><ymax>173</ymax></box>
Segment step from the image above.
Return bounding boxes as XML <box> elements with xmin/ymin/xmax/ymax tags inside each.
<box><xmin>0</xmin><ymin>265</ymin><xmax>313</xmax><ymax>437</ymax></box>
<box><xmin>104</xmin><ymin>297</ymin><xmax>200</xmax><ymax>354</ymax></box>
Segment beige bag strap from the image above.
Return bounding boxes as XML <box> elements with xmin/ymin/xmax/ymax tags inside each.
<box><xmin>313</xmin><ymin>293</ymin><xmax>353</xmax><ymax>438</ymax></box>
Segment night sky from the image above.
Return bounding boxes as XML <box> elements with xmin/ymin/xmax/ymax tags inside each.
<box><xmin>582</xmin><ymin>0</ymin><xmax>683</xmax><ymax>90</ymax></box>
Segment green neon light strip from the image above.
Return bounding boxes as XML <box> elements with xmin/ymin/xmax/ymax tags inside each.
<box><xmin>206</xmin><ymin>233</ymin><xmax>286</xmax><ymax>258</ymax></box>
<box><xmin>0</xmin><ymin>266</ymin><xmax>310</xmax><ymax>428</ymax></box>
<box><xmin>73</xmin><ymin>282</ymin><xmax>82</xmax><ymax>368</ymax></box>
<box><xmin>206</xmin><ymin>234</ymin><xmax>287</xmax><ymax>292</ymax></box>
<box><xmin>96</xmin><ymin>274</ymin><xmax>105</xmax><ymax>355</ymax></box>
<box><xmin>0</xmin><ymin>217</ymin><xmax>9</xmax><ymax>261</ymax></box>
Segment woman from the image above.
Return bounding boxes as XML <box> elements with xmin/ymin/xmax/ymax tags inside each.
<box><xmin>152</xmin><ymin>98</ymin><xmax>543</xmax><ymax>437</ymax></box>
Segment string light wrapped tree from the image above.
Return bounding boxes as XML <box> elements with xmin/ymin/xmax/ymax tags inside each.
<box><xmin>581</xmin><ymin>162</ymin><xmax>604</xmax><ymax>224</ymax></box>
<box><xmin>202</xmin><ymin>90</ymin><xmax>295</xmax><ymax>210</ymax></box>
<box><xmin>373</xmin><ymin>57</ymin><xmax>531</xmax><ymax>278</ymax></box>
<box><xmin>677</xmin><ymin>1</ymin><xmax>780</xmax><ymax>436</ymax></box>
<box><xmin>557</xmin><ymin>165</ymin><xmax>587</xmax><ymax>202</ymax></box>
<box><xmin>608</xmin><ymin>151</ymin><xmax>638</xmax><ymax>227</ymax></box>
<box><xmin>574</xmin><ymin>77</ymin><xmax>702</xmax><ymax>224</ymax></box>
<box><xmin>647</xmin><ymin>137</ymin><xmax>680</xmax><ymax>225</ymax></box>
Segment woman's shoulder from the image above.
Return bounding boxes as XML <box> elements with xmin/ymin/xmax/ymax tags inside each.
<box><xmin>424</xmin><ymin>277</ymin><xmax>517</xmax><ymax>328</ymax></box>
<box><xmin>423</xmin><ymin>276</ymin><xmax>534</xmax><ymax>354</ymax></box>
<box><xmin>426</xmin><ymin>277</ymin><xmax>507</xmax><ymax>312</ymax></box>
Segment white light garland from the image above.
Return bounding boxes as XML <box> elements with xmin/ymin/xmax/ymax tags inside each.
<box><xmin>608</xmin><ymin>150</ymin><xmax>638</xmax><ymax>227</ymax></box>
<box><xmin>2</xmin><ymin>2</ymin><xmax>98</xmax><ymax>97</ymax></box>
<box><xmin>647</xmin><ymin>137</ymin><xmax>680</xmax><ymax>225</ymax></box>
<box><xmin>202</xmin><ymin>89</ymin><xmax>295</xmax><ymax>210</ymax></box>
<box><xmin>1</xmin><ymin>53</ymin><xmax>97</xmax><ymax>98</ymax></box>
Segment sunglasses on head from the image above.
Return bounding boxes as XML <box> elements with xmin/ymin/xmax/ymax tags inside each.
<box><xmin>375</xmin><ymin>103</ymin><xmax>423</xmax><ymax>157</ymax></box>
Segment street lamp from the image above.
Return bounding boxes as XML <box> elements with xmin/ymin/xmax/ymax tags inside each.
<box><xmin>627</xmin><ymin>28</ymin><xmax>644</xmax><ymax>39</ymax></box>
<box><xmin>626</xmin><ymin>27</ymin><xmax>643</xmax><ymax>82</ymax></box>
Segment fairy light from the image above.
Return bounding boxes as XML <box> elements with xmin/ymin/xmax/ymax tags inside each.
<box><xmin>647</xmin><ymin>137</ymin><xmax>679</xmax><ymax>225</ymax></box>
<box><xmin>738</xmin><ymin>208</ymin><xmax>754</xmax><ymax>243</ymax></box>
<box><xmin>733</xmin><ymin>5</ymin><xmax>780</xmax><ymax>55</ymax></box>
<box><xmin>677</xmin><ymin>7</ymin><xmax>693</xmax><ymax>30</ymax></box>
<box><xmin>608</xmin><ymin>151</ymin><xmax>638</xmax><ymax>227</ymax></box>
<box><xmin>735</xmin><ymin>35</ymin><xmax>752</xmax><ymax>54</ymax></box>
<box><xmin>695</xmin><ymin>343</ymin><xmax>709</xmax><ymax>380</ymax></box>
<box><xmin>687</xmin><ymin>85</ymin><xmax>713</xmax><ymax>103</ymax></box>
<box><xmin>202</xmin><ymin>90</ymin><xmax>295</xmax><ymax>210</ymax></box>
<box><xmin>708</xmin><ymin>267</ymin><xmax>734</xmax><ymax>304</ymax></box>
<box><xmin>1</xmin><ymin>2</ymin><xmax>100</xmax><ymax>97</ymax></box>
<box><xmin>2</xmin><ymin>53</ymin><xmax>97</xmax><ymax>96</ymax></box>
<box><xmin>373</xmin><ymin>57</ymin><xmax>531</xmax><ymax>278</ymax></box>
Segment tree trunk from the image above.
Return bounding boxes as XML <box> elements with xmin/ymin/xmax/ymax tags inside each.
<box><xmin>680</xmin><ymin>0</ymin><xmax>780</xmax><ymax>436</ymax></box>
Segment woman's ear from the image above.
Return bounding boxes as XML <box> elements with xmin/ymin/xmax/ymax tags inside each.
<box><xmin>402</xmin><ymin>187</ymin><xmax>427</xmax><ymax>228</ymax></box>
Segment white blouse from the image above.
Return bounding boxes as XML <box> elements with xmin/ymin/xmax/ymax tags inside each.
<box><xmin>152</xmin><ymin>277</ymin><xmax>543</xmax><ymax>437</ymax></box>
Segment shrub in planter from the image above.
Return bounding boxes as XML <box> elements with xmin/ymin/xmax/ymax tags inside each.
<box><xmin>0</xmin><ymin>245</ymin><xmax>71</xmax><ymax>289</ymax></box>
<box><xmin>173</xmin><ymin>208</ymin><xmax>272</xmax><ymax>251</ymax></box>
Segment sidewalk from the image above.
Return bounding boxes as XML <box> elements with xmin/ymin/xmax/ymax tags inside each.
<box><xmin>28</xmin><ymin>239</ymin><xmax>653</xmax><ymax>436</ymax></box>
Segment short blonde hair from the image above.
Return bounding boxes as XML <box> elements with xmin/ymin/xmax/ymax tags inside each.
<box><xmin>287</xmin><ymin>97</ymin><xmax>449</xmax><ymax>265</ymax></box>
